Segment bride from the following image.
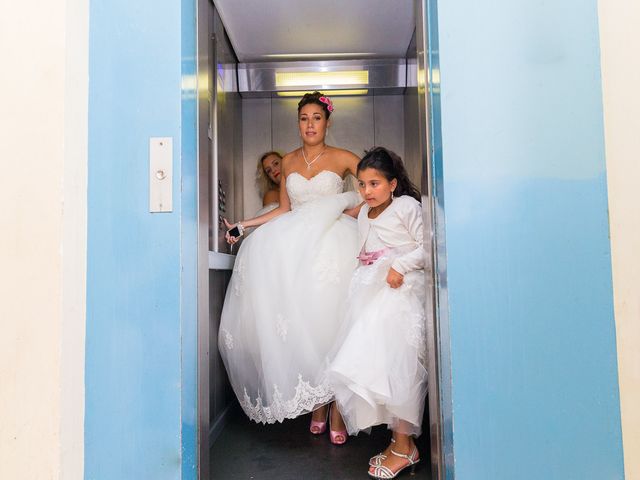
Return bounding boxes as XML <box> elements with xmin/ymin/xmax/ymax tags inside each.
<box><xmin>220</xmin><ymin>91</ymin><xmax>361</xmax><ymax>443</ymax></box>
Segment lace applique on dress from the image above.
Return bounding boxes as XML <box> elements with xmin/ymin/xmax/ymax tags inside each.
<box><xmin>406</xmin><ymin>313</ymin><xmax>427</xmax><ymax>362</ymax></box>
<box><xmin>276</xmin><ymin>314</ymin><xmax>288</xmax><ymax>342</ymax></box>
<box><xmin>291</xmin><ymin>204</ymin><xmax>313</xmax><ymax>229</ymax></box>
<box><xmin>286</xmin><ymin>171</ymin><xmax>344</xmax><ymax>210</ymax></box>
<box><xmin>239</xmin><ymin>374</ymin><xmax>333</xmax><ymax>424</ymax></box>
<box><xmin>221</xmin><ymin>328</ymin><xmax>234</xmax><ymax>350</ymax></box>
<box><xmin>312</xmin><ymin>256</ymin><xmax>340</xmax><ymax>285</ymax></box>
<box><xmin>232</xmin><ymin>257</ymin><xmax>246</xmax><ymax>297</ymax></box>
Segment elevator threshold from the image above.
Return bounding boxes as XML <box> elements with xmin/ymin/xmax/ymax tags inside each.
<box><xmin>211</xmin><ymin>405</ymin><xmax>432</xmax><ymax>480</ymax></box>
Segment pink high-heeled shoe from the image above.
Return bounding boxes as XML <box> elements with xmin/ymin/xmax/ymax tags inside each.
<box><xmin>309</xmin><ymin>407</ymin><xmax>329</xmax><ymax>435</ymax></box>
<box><xmin>329</xmin><ymin>404</ymin><xmax>348</xmax><ymax>445</ymax></box>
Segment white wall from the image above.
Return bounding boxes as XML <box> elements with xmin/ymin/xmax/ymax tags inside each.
<box><xmin>598</xmin><ymin>1</ymin><xmax>640</xmax><ymax>478</ymax></box>
<box><xmin>0</xmin><ymin>1</ymin><xmax>88</xmax><ymax>479</ymax></box>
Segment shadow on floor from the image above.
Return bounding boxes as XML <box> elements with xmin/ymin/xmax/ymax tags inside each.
<box><xmin>211</xmin><ymin>405</ymin><xmax>432</xmax><ymax>480</ymax></box>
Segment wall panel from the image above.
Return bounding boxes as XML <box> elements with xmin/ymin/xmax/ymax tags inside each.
<box><xmin>433</xmin><ymin>0</ymin><xmax>624</xmax><ymax>478</ymax></box>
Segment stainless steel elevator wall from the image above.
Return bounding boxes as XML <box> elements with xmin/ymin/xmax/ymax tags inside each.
<box><xmin>212</xmin><ymin>12</ymin><xmax>243</xmax><ymax>254</ymax></box>
<box><xmin>403</xmin><ymin>86</ymin><xmax>422</xmax><ymax>190</ymax></box>
<box><xmin>241</xmin><ymin>95</ymin><xmax>406</xmax><ymax>218</ymax></box>
<box><xmin>208</xmin><ymin>8</ymin><xmax>243</xmax><ymax>435</ymax></box>
<box><xmin>208</xmin><ymin>270</ymin><xmax>233</xmax><ymax>432</ymax></box>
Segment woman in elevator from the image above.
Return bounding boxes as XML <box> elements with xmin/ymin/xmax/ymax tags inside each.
<box><xmin>255</xmin><ymin>151</ymin><xmax>282</xmax><ymax>215</ymax></box>
<box><xmin>220</xmin><ymin>92</ymin><xmax>360</xmax><ymax>444</ymax></box>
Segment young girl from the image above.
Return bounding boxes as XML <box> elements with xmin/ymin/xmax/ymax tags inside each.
<box><xmin>327</xmin><ymin>147</ymin><xmax>428</xmax><ymax>478</ymax></box>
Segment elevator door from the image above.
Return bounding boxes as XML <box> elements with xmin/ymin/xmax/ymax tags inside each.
<box><xmin>197</xmin><ymin>0</ymin><xmax>446</xmax><ymax>478</ymax></box>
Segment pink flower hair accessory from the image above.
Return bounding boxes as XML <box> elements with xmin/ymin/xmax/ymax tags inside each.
<box><xmin>319</xmin><ymin>95</ymin><xmax>335</xmax><ymax>112</ymax></box>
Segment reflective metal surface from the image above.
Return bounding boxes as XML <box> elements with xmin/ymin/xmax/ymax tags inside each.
<box><xmin>415</xmin><ymin>0</ymin><xmax>454</xmax><ymax>478</ymax></box>
<box><xmin>211</xmin><ymin>13</ymin><xmax>243</xmax><ymax>253</ymax></box>
<box><xmin>208</xmin><ymin>251</ymin><xmax>236</xmax><ymax>270</ymax></box>
<box><xmin>197</xmin><ymin>5</ymin><xmax>243</xmax><ymax>480</ymax></box>
<box><xmin>196</xmin><ymin>1</ymin><xmax>213</xmax><ymax>478</ymax></box>
<box><xmin>208</xmin><ymin>269</ymin><xmax>234</xmax><ymax>444</ymax></box>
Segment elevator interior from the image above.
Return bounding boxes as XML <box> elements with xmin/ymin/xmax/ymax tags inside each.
<box><xmin>196</xmin><ymin>1</ymin><xmax>440</xmax><ymax>478</ymax></box>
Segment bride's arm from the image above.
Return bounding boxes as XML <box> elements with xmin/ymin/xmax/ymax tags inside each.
<box><xmin>343</xmin><ymin>151</ymin><xmax>364</xmax><ymax>218</ymax></box>
<box><xmin>225</xmin><ymin>159</ymin><xmax>293</xmax><ymax>242</ymax></box>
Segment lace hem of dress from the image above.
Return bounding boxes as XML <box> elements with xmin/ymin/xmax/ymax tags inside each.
<box><xmin>239</xmin><ymin>374</ymin><xmax>334</xmax><ymax>424</ymax></box>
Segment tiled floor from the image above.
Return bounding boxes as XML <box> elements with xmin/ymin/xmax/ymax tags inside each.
<box><xmin>211</xmin><ymin>406</ymin><xmax>432</xmax><ymax>480</ymax></box>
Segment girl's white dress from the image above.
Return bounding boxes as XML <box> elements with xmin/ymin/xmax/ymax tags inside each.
<box><xmin>219</xmin><ymin>170</ymin><xmax>360</xmax><ymax>424</ymax></box>
<box><xmin>326</xmin><ymin>195</ymin><xmax>428</xmax><ymax>436</ymax></box>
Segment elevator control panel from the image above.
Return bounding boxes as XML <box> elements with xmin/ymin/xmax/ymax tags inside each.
<box><xmin>218</xmin><ymin>179</ymin><xmax>227</xmax><ymax>231</ymax></box>
<box><xmin>149</xmin><ymin>137</ymin><xmax>173</xmax><ymax>213</ymax></box>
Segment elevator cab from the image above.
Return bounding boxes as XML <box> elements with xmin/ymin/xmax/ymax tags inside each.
<box><xmin>195</xmin><ymin>1</ymin><xmax>445</xmax><ymax>478</ymax></box>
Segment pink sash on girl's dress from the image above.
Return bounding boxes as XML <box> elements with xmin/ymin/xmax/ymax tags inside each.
<box><xmin>356</xmin><ymin>248</ymin><xmax>390</xmax><ymax>266</ymax></box>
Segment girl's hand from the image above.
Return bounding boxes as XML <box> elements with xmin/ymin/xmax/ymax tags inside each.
<box><xmin>386</xmin><ymin>268</ymin><xmax>404</xmax><ymax>288</ymax></box>
<box><xmin>223</xmin><ymin>218</ymin><xmax>240</xmax><ymax>245</ymax></box>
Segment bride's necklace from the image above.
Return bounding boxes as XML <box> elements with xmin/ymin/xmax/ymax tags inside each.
<box><xmin>302</xmin><ymin>146</ymin><xmax>326</xmax><ymax>170</ymax></box>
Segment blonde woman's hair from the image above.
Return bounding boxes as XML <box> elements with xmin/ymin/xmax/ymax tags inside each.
<box><xmin>255</xmin><ymin>151</ymin><xmax>283</xmax><ymax>197</ymax></box>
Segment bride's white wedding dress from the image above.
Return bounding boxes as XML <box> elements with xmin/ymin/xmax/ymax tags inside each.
<box><xmin>219</xmin><ymin>170</ymin><xmax>360</xmax><ymax>423</ymax></box>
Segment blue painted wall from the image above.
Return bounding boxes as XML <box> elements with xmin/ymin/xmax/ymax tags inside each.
<box><xmin>86</xmin><ymin>0</ymin><xmax>197</xmax><ymax>478</ymax></box>
<box><xmin>432</xmin><ymin>0</ymin><xmax>624</xmax><ymax>478</ymax></box>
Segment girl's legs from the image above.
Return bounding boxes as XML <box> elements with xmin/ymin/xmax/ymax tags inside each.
<box><xmin>369</xmin><ymin>421</ymin><xmax>419</xmax><ymax>475</ymax></box>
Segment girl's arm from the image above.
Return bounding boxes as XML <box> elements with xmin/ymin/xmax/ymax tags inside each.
<box><xmin>390</xmin><ymin>198</ymin><xmax>426</xmax><ymax>275</ymax></box>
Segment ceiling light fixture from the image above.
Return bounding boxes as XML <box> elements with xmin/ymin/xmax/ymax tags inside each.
<box><xmin>276</xmin><ymin>89</ymin><xmax>369</xmax><ymax>97</ymax></box>
<box><xmin>275</xmin><ymin>70</ymin><xmax>369</xmax><ymax>88</ymax></box>
<box><xmin>265</xmin><ymin>53</ymin><xmax>375</xmax><ymax>59</ymax></box>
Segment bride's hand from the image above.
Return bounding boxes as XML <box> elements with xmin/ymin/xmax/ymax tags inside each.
<box><xmin>223</xmin><ymin>218</ymin><xmax>240</xmax><ymax>245</ymax></box>
<box><xmin>343</xmin><ymin>202</ymin><xmax>364</xmax><ymax>218</ymax></box>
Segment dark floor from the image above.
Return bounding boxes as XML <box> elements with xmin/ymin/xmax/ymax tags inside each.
<box><xmin>211</xmin><ymin>406</ymin><xmax>432</xmax><ymax>480</ymax></box>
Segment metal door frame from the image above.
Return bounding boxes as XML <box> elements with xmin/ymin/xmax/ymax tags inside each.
<box><xmin>415</xmin><ymin>0</ymin><xmax>455</xmax><ymax>479</ymax></box>
<box><xmin>196</xmin><ymin>1</ymin><xmax>214</xmax><ymax>478</ymax></box>
<box><xmin>195</xmin><ymin>1</ymin><xmax>454</xmax><ymax>478</ymax></box>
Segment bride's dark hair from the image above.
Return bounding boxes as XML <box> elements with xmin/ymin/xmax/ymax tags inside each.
<box><xmin>297</xmin><ymin>91</ymin><xmax>333</xmax><ymax>119</ymax></box>
<box><xmin>357</xmin><ymin>147</ymin><xmax>421</xmax><ymax>202</ymax></box>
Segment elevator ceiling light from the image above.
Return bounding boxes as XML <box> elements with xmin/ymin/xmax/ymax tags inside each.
<box><xmin>276</xmin><ymin>89</ymin><xmax>369</xmax><ymax>97</ymax></box>
<box><xmin>265</xmin><ymin>53</ymin><xmax>375</xmax><ymax>59</ymax></box>
<box><xmin>275</xmin><ymin>70</ymin><xmax>369</xmax><ymax>88</ymax></box>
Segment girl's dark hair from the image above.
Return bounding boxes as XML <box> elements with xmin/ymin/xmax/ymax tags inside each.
<box><xmin>357</xmin><ymin>147</ymin><xmax>421</xmax><ymax>202</ymax></box>
<box><xmin>297</xmin><ymin>91</ymin><xmax>332</xmax><ymax>119</ymax></box>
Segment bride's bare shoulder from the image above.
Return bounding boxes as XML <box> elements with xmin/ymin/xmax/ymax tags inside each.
<box><xmin>327</xmin><ymin>146</ymin><xmax>360</xmax><ymax>162</ymax></box>
<box><xmin>281</xmin><ymin>150</ymin><xmax>299</xmax><ymax>172</ymax></box>
<box><xmin>282</xmin><ymin>150</ymin><xmax>299</xmax><ymax>162</ymax></box>
<box><xmin>327</xmin><ymin>146</ymin><xmax>360</xmax><ymax>175</ymax></box>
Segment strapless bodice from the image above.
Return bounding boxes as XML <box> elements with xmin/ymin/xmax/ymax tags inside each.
<box><xmin>285</xmin><ymin>170</ymin><xmax>345</xmax><ymax>209</ymax></box>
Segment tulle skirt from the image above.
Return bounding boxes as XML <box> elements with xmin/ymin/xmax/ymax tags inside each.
<box><xmin>219</xmin><ymin>192</ymin><xmax>359</xmax><ymax>423</ymax></box>
<box><xmin>326</xmin><ymin>247</ymin><xmax>428</xmax><ymax>436</ymax></box>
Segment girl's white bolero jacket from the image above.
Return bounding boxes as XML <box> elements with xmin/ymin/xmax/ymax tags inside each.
<box><xmin>356</xmin><ymin>195</ymin><xmax>427</xmax><ymax>275</ymax></box>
